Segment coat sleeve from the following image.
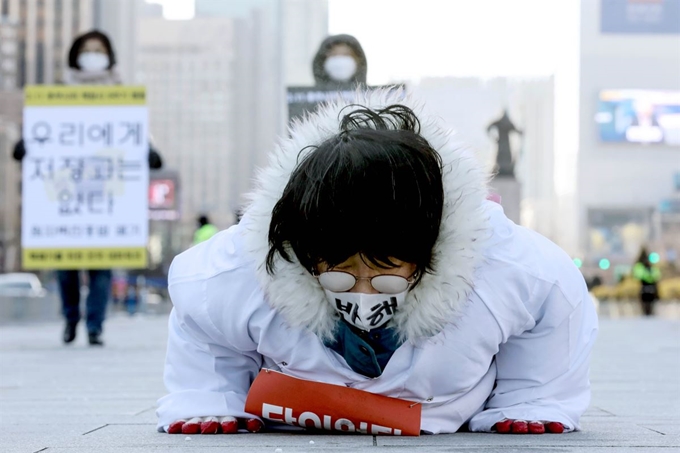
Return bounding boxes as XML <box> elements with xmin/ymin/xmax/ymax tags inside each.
<box><xmin>148</xmin><ymin>143</ymin><xmax>163</xmax><ymax>169</ymax></box>
<box><xmin>12</xmin><ymin>139</ymin><xmax>25</xmax><ymax>161</ymax></box>
<box><xmin>156</xmin><ymin>265</ymin><xmax>264</xmax><ymax>431</ymax></box>
<box><xmin>468</xmin><ymin>274</ymin><xmax>598</xmax><ymax>432</ymax></box>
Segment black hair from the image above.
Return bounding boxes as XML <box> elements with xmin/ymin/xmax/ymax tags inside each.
<box><xmin>68</xmin><ymin>30</ymin><xmax>116</xmax><ymax>70</ymax></box>
<box><xmin>198</xmin><ymin>215</ymin><xmax>210</xmax><ymax>227</ymax></box>
<box><xmin>637</xmin><ymin>247</ymin><xmax>650</xmax><ymax>267</ymax></box>
<box><xmin>267</xmin><ymin>104</ymin><xmax>444</xmax><ymax>285</ymax></box>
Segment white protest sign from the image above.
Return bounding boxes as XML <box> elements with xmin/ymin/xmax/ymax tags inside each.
<box><xmin>21</xmin><ymin>86</ymin><xmax>149</xmax><ymax>269</ymax></box>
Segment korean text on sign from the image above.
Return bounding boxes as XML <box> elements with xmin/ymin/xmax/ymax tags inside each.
<box><xmin>21</xmin><ymin>86</ymin><xmax>149</xmax><ymax>269</ymax></box>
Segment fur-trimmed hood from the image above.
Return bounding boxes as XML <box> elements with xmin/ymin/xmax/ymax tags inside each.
<box><xmin>312</xmin><ymin>34</ymin><xmax>367</xmax><ymax>88</ymax></box>
<box><xmin>241</xmin><ymin>89</ymin><xmax>491</xmax><ymax>344</ymax></box>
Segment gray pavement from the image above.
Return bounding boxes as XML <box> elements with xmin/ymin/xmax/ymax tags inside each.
<box><xmin>0</xmin><ymin>310</ymin><xmax>679</xmax><ymax>453</ymax></box>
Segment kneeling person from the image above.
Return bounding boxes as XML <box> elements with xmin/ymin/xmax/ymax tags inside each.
<box><xmin>157</xmin><ymin>93</ymin><xmax>598</xmax><ymax>435</ymax></box>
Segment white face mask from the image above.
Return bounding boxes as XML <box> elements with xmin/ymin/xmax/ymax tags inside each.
<box><xmin>323</xmin><ymin>55</ymin><xmax>357</xmax><ymax>82</ymax></box>
<box><xmin>324</xmin><ymin>289</ymin><xmax>405</xmax><ymax>331</ymax></box>
<box><xmin>77</xmin><ymin>52</ymin><xmax>109</xmax><ymax>72</ymax></box>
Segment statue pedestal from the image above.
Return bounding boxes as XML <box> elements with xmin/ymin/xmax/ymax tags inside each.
<box><xmin>490</xmin><ymin>176</ymin><xmax>521</xmax><ymax>224</ymax></box>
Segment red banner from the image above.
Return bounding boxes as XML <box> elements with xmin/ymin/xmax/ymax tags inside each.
<box><xmin>244</xmin><ymin>369</ymin><xmax>421</xmax><ymax>436</ymax></box>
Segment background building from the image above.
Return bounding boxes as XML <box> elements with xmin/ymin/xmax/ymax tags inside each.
<box><xmin>0</xmin><ymin>0</ymin><xmax>137</xmax><ymax>86</ymax></box>
<box><xmin>136</xmin><ymin>14</ymin><xmax>239</xmax><ymax>237</ymax></box>
<box><xmin>413</xmin><ymin>2</ymin><xmax>680</xmax><ymax>283</ymax></box>
<box><xmin>93</xmin><ymin>0</ymin><xmax>139</xmax><ymax>84</ymax></box>
<box><xmin>0</xmin><ymin>15</ymin><xmax>19</xmax><ymax>89</ymax></box>
<box><xmin>133</xmin><ymin>0</ymin><xmax>328</xmax><ymax>275</ymax></box>
<box><xmin>0</xmin><ymin>0</ymin><xmax>97</xmax><ymax>271</ymax></box>
<box><xmin>412</xmin><ymin>76</ymin><xmax>556</xmax><ymax>239</ymax></box>
<box><xmin>574</xmin><ymin>0</ymin><xmax>680</xmax><ymax>279</ymax></box>
<box><xmin>0</xmin><ymin>0</ymin><xmax>329</xmax><ymax>269</ymax></box>
<box><xmin>0</xmin><ymin>90</ymin><xmax>22</xmax><ymax>272</ymax></box>
<box><xmin>137</xmin><ymin>0</ymin><xmax>327</xmax><ymax>248</ymax></box>
<box><xmin>282</xmin><ymin>0</ymin><xmax>329</xmax><ymax>86</ymax></box>
<box><xmin>0</xmin><ymin>0</ymin><xmax>94</xmax><ymax>86</ymax></box>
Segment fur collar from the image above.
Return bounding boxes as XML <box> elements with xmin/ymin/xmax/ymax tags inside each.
<box><xmin>241</xmin><ymin>89</ymin><xmax>491</xmax><ymax>343</ymax></box>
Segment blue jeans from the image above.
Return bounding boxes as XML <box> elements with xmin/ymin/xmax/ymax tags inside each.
<box><xmin>58</xmin><ymin>270</ymin><xmax>112</xmax><ymax>334</ymax></box>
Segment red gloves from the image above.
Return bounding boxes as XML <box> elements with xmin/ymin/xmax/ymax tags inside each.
<box><xmin>167</xmin><ymin>416</ymin><xmax>565</xmax><ymax>435</ymax></box>
<box><xmin>167</xmin><ymin>416</ymin><xmax>263</xmax><ymax>434</ymax></box>
<box><xmin>494</xmin><ymin>419</ymin><xmax>565</xmax><ymax>434</ymax></box>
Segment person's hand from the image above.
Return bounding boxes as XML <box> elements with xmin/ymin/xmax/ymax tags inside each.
<box><xmin>494</xmin><ymin>419</ymin><xmax>565</xmax><ymax>434</ymax></box>
<box><xmin>167</xmin><ymin>416</ymin><xmax>264</xmax><ymax>434</ymax></box>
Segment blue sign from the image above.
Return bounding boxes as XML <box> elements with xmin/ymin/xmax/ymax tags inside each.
<box><xmin>659</xmin><ymin>198</ymin><xmax>680</xmax><ymax>213</ymax></box>
<box><xmin>601</xmin><ymin>0</ymin><xmax>680</xmax><ymax>34</ymax></box>
<box><xmin>596</xmin><ymin>90</ymin><xmax>680</xmax><ymax>145</ymax></box>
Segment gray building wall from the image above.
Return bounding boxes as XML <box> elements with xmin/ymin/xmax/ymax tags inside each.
<box><xmin>577</xmin><ymin>0</ymin><xmax>680</xmax><ymax>264</ymax></box>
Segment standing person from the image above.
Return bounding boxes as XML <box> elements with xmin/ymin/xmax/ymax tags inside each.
<box><xmin>156</xmin><ymin>92</ymin><xmax>598</xmax><ymax>436</ymax></box>
<box><xmin>65</xmin><ymin>30</ymin><xmax>121</xmax><ymax>85</ymax></box>
<box><xmin>12</xmin><ymin>30</ymin><xmax>162</xmax><ymax>346</ymax></box>
<box><xmin>60</xmin><ymin>31</ymin><xmax>119</xmax><ymax>346</ymax></box>
<box><xmin>13</xmin><ymin>30</ymin><xmax>164</xmax><ymax>166</ymax></box>
<box><xmin>288</xmin><ymin>34</ymin><xmax>370</xmax><ymax>125</ymax></box>
<box><xmin>312</xmin><ymin>34</ymin><xmax>367</xmax><ymax>89</ymax></box>
<box><xmin>193</xmin><ymin>215</ymin><xmax>218</xmax><ymax>245</ymax></box>
<box><xmin>633</xmin><ymin>248</ymin><xmax>661</xmax><ymax>316</ymax></box>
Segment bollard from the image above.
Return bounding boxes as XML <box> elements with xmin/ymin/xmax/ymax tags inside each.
<box><xmin>137</xmin><ymin>275</ymin><xmax>147</xmax><ymax>314</ymax></box>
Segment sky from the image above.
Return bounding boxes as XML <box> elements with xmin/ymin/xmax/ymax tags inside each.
<box><xmin>328</xmin><ymin>0</ymin><xmax>575</xmax><ymax>84</ymax></box>
<box><xmin>146</xmin><ymin>0</ymin><xmax>196</xmax><ymax>20</ymax></box>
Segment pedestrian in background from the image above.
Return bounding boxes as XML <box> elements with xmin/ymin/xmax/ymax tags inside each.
<box><xmin>312</xmin><ymin>34</ymin><xmax>367</xmax><ymax>89</ymax></box>
<box><xmin>12</xmin><ymin>30</ymin><xmax>163</xmax><ymax>346</ymax></box>
<box><xmin>633</xmin><ymin>247</ymin><xmax>661</xmax><ymax>316</ymax></box>
<box><xmin>59</xmin><ymin>30</ymin><xmax>121</xmax><ymax>346</ymax></box>
<box><xmin>193</xmin><ymin>215</ymin><xmax>219</xmax><ymax>245</ymax></box>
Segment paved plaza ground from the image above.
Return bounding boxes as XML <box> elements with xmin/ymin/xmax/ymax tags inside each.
<box><xmin>0</xmin><ymin>303</ymin><xmax>678</xmax><ymax>452</ymax></box>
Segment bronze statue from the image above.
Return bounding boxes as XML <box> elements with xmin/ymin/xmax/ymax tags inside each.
<box><xmin>487</xmin><ymin>110</ymin><xmax>522</xmax><ymax>178</ymax></box>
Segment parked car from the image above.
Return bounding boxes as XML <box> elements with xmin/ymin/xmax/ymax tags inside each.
<box><xmin>0</xmin><ymin>273</ymin><xmax>47</xmax><ymax>298</ymax></box>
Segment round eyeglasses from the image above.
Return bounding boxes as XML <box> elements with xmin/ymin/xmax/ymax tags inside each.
<box><xmin>316</xmin><ymin>271</ymin><xmax>415</xmax><ymax>294</ymax></box>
